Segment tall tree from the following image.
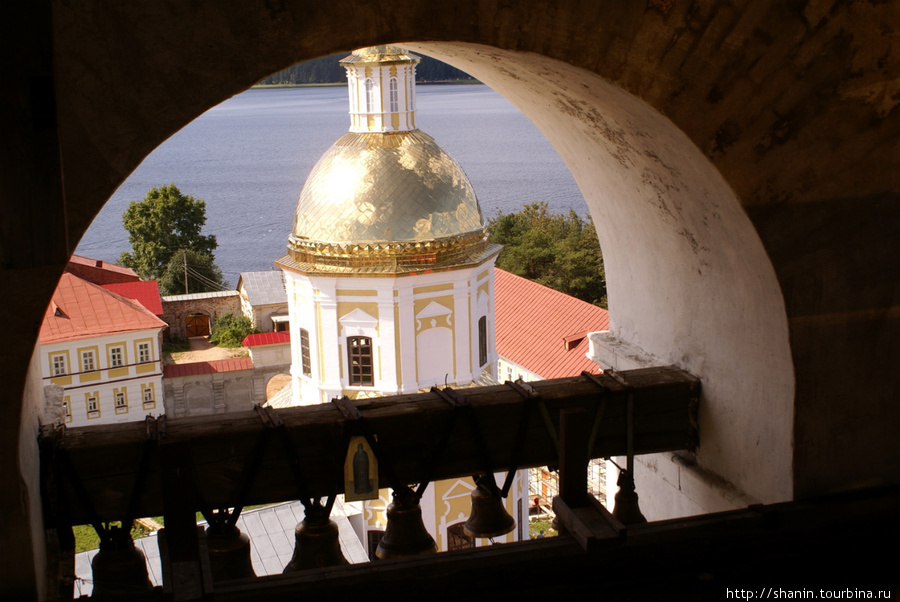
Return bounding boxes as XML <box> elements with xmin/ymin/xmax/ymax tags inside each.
<box><xmin>119</xmin><ymin>184</ymin><xmax>219</xmax><ymax>281</ymax></box>
<box><xmin>488</xmin><ymin>202</ymin><xmax>607</xmax><ymax>307</ymax></box>
<box><xmin>157</xmin><ymin>249</ymin><xmax>228</xmax><ymax>296</ymax></box>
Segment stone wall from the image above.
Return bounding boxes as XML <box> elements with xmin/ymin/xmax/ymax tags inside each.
<box><xmin>247</xmin><ymin>302</ymin><xmax>288</xmax><ymax>333</ymax></box>
<box><xmin>163</xmin><ymin>364</ymin><xmax>292</xmax><ymax>418</ymax></box>
<box><xmin>161</xmin><ymin>292</ymin><xmax>241</xmax><ymax>340</ymax></box>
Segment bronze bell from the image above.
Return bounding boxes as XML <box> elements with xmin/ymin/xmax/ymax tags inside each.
<box><xmin>612</xmin><ymin>469</ymin><xmax>647</xmax><ymax>525</ymax></box>
<box><xmin>464</xmin><ymin>477</ymin><xmax>515</xmax><ymax>539</ymax></box>
<box><xmin>375</xmin><ymin>487</ymin><xmax>437</xmax><ymax>559</ymax></box>
<box><xmin>283</xmin><ymin>503</ymin><xmax>349</xmax><ymax>572</ymax></box>
<box><xmin>205</xmin><ymin>522</ymin><xmax>256</xmax><ymax>582</ymax></box>
<box><xmin>90</xmin><ymin>524</ymin><xmax>153</xmax><ymax>599</ymax></box>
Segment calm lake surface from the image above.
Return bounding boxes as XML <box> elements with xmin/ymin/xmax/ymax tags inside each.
<box><xmin>76</xmin><ymin>84</ymin><xmax>586</xmax><ymax>286</ymax></box>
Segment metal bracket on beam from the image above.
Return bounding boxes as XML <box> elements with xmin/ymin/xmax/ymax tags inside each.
<box><xmin>604</xmin><ymin>369</ymin><xmax>631</xmax><ymax>389</ymax></box>
<box><xmin>255</xmin><ymin>404</ymin><xmax>284</xmax><ymax>428</ymax></box>
<box><xmin>507</xmin><ymin>379</ymin><xmax>538</xmax><ymax>398</ymax></box>
<box><xmin>580</xmin><ymin>371</ymin><xmax>607</xmax><ymax>394</ymax></box>
<box><xmin>332</xmin><ymin>395</ymin><xmax>363</xmax><ymax>420</ymax></box>
<box><xmin>430</xmin><ymin>385</ymin><xmax>468</xmax><ymax>407</ymax></box>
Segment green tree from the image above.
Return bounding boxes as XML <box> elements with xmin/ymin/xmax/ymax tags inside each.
<box><xmin>119</xmin><ymin>184</ymin><xmax>219</xmax><ymax>281</ymax></box>
<box><xmin>209</xmin><ymin>313</ymin><xmax>259</xmax><ymax>348</ymax></box>
<box><xmin>488</xmin><ymin>202</ymin><xmax>607</xmax><ymax>307</ymax></box>
<box><xmin>157</xmin><ymin>249</ymin><xmax>228</xmax><ymax>296</ymax></box>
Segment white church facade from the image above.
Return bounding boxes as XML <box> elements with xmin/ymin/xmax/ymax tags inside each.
<box><xmin>275</xmin><ymin>46</ymin><xmax>527</xmax><ymax>555</ymax></box>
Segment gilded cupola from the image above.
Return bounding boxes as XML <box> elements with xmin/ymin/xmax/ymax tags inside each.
<box><xmin>283</xmin><ymin>46</ymin><xmax>497</xmax><ymax>276</ymax></box>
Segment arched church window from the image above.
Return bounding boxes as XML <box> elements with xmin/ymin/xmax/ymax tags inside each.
<box><xmin>365</xmin><ymin>78</ymin><xmax>375</xmax><ymax>113</ymax></box>
<box><xmin>348</xmin><ymin>336</ymin><xmax>374</xmax><ymax>386</ymax></box>
<box><xmin>478</xmin><ymin>316</ymin><xmax>487</xmax><ymax>367</ymax></box>
<box><xmin>389</xmin><ymin>78</ymin><xmax>399</xmax><ymax>113</ymax></box>
<box><xmin>447</xmin><ymin>522</ymin><xmax>475</xmax><ymax>551</ymax></box>
<box><xmin>300</xmin><ymin>328</ymin><xmax>312</xmax><ymax>377</ymax></box>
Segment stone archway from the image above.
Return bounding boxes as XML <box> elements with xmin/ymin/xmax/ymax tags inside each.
<box><xmin>265</xmin><ymin>372</ymin><xmax>292</xmax><ymax>401</ymax></box>
<box><xmin>5</xmin><ymin>3</ymin><xmax>898</xmax><ymax>596</ymax></box>
<box><xmin>404</xmin><ymin>43</ymin><xmax>794</xmax><ymax>514</ymax></box>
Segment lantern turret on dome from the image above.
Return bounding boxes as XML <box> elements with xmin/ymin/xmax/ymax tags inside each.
<box><xmin>279</xmin><ymin>45</ymin><xmax>499</xmax><ymax>277</ymax></box>
<box><xmin>340</xmin><ymin>45</ymin><xmax>420</xmax><ymax>134</ymax></box>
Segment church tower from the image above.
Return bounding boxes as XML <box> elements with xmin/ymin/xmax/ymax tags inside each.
<box><xmin>276</xmin><ymin>47</ymin><xmax>526</xmax><ymax>555</ymax></box>
<box><xmin>277</xmin><ymin>46</ymin><xmax>502</xmax><ymax>405</ymax></box>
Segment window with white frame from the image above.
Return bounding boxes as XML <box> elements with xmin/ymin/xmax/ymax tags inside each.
<box><xmin>365</xmin><ymin>78</ymin><xmax>375</xmax><ymax>113</ymax></box>
<box><xmin>115</xmin><ymin>391</ymin><xmax>127</xmax><ymax>410</ymax></box>
<box><xmin>478</xmin><ymin>316</ymin><xmax>488</xmax><ymax>367</ymax></box>
<box><xmin>348</xmin><ymin>336</ymin><xmax>374</xmax><ymax>386</ymax></box>
<box><xmin>300</xmin><ymin>328</ymin><xmax>312</xmax><ymax>378</ymax></box>
<box><xmin>87</xmin><ymin>395</ymin><xmax>99</xmax><ymax>414</ymax></box>
<box><xmin>138</xmin><ymin>342</ymin><xmax>151</xmax><ymax>363</ymax></box>
<box><xmin>109</xmin><ymin>346</ymin><xmax>124</xmax><ymax>368</ymax></box>
<box><xmin>389</xmin><ymin>77</ymin><xmax>399</xmax><ymax>113</ymax></box>
<box><xmin>63</xmin><ymin>398</ymin><xmax>71</xmax><ymax>422</ymax></box>
<box><xmin>143</xmin><ymin>387</ymin><xmax>155</xmax><ymax>407</ymax></box>
<box><xmin>81</xmin><ymin>350</ymin><xmax>95</xmax><ymax>372</ymax></box>
<box><xmin>52</xmin><ymin>354</ymin><xmax>67</xmax><ymax>376</ymax></box>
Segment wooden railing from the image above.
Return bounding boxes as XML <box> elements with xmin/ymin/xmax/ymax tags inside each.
<box><xmin>37</xmin><ymin>367</ymin><xmax>900</xmax><ymax>600</ymax></box>
<box><xmin>41</xmin><ymin>366</ymin><xmax>703</xmax><ymax>600</ymax></box>
<box><xmin>42</xmin><ymin>367</ymin><xmax>699</xmax><ymax>524</ymax></box>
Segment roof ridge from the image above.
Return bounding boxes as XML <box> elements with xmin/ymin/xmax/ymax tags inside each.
<box><xmin>39</xmin><ymin>273</ymin><xmax>166</xmax><ymax>344</ymax></box>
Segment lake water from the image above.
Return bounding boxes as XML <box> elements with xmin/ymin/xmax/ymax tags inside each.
<box><xmin>76</xmin><ymin>84</ymin><xmax>586</xmax><ymax>286</ymax></box>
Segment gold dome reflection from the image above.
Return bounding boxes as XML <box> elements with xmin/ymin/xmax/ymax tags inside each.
<box><xmin>291</xmin><ymin>131</ymin><xmax>485</xmax><ymax>245</ymax></box>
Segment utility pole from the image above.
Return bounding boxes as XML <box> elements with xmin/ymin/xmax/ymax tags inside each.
<box><xmin>183</xmin><ymin>249</ymin><xmax>189</xmax><ymax>294</ymax></box>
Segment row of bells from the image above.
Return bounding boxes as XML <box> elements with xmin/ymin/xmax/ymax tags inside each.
<box><xmin>90</xmin><ymin>474</ymin><xmax>646</xmax><ymax>595</ymax></box>
<box><xmin>89</xmin><ymin>478</ymin><xmax>515</xmax><ymax>596</ymax></box>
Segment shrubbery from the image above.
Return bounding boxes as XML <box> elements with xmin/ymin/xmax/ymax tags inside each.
<box><xmin>209</xmin><ymin>313</ymin><xmax>259</xmax><ymax>348</ymax></box>
<box><xmin>488</xmin><ymin>202</ymin><xmax>607</xmax><ymax>307</ymax></box>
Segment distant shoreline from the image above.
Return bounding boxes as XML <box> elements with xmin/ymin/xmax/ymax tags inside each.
<box><xmin>252</xmin><ymin>79</ymin><xmax>481</xmax><ymax>89</ymax></box>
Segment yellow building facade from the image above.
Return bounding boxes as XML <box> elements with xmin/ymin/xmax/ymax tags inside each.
<box><xmin>39</xmin><ymin>273</ymin><xmax>165</xmax><ymax>428</ymax></box>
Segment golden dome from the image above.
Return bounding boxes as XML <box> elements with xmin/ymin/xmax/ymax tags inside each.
<box><xmin>287</xmin><ymin>129</ymin><xmax>493</xmax><ymax>274</ymax></box>
<box><xmin>339</xmin><ymin>45</ymin><xmax>421</xmax><ymax>65</ymax></box>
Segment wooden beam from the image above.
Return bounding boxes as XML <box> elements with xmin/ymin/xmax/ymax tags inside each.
<box><xmin>45</xmin><ymin>367</ymin><xmax>699</xmax><ymax>524</ymax></box>
<box><xmin>552</xmin><ymin>494</ymin><xmax>624</xmax><ymax>552</ymax></box>
<box><xmin>198</xmin><ymin>486</ymin><xmax>900</xmax><ymax>601</ymax></box>
<box><xmin>559</xmin><ymin>408</ymin><xmax>591</xmax><ymax>508</ymax></box>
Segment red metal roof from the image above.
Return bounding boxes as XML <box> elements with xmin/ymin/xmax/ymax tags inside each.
<box><xmin>66</xmin><ymin>254</ymin><xmax>140</xmax><ymax>284</ymax></box>
<box><xmin>101</xmin><ymin>280</ymin><xmax>164</xmax><ymax>316</ymax></box>
<box><xmin>163</xmin><ymin>357</ymin><xmax>254</xmax><ymax>378</ymax></box>
<box><xmin>242</xmin><ymin>331</ymin><xmax>291</xmax><ymax>347</ymax></box>
<box><xmin>494</xmin><ymin>268</ymin><xmax>609</xmax><ymax>379</ymax></box>
<box><xmin>39</xmin><ymin>273</ymin><xmax>167</xmax><ymax>344</ymax></box>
